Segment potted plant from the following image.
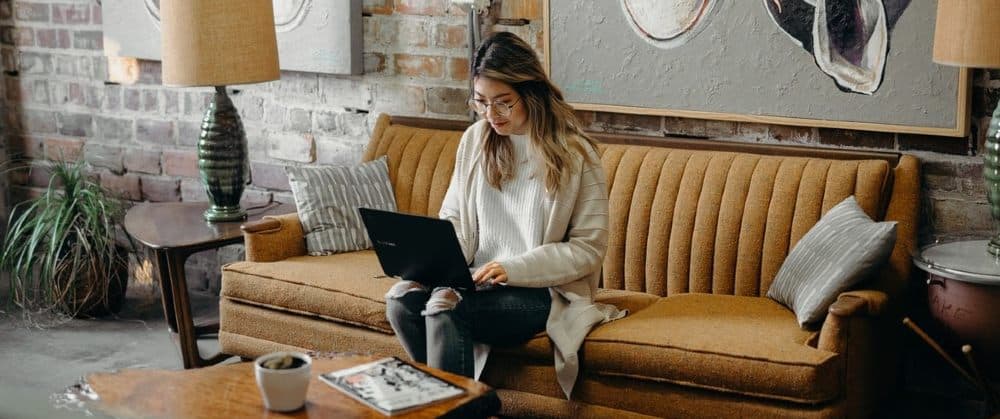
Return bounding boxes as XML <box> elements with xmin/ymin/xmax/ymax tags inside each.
<box><xmin>0</xmin><ymin>159</ymin><xmax>131</xmax><ymax>320</ymax></box>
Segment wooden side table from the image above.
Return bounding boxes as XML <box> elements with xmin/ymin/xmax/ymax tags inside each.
<box><xmin>124</xmin><ymin>201</ymin><xmax>295</xmax><ymax>369</ymax></box>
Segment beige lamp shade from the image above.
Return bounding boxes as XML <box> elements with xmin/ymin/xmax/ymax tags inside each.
<box><xmin>161</xmin><ymin>0</ymin><xmax>280</xmax><ymax>87</ymax></box>
<box><xmin>933</xmin><ymin>0</ymin><xmax>1000</xmax><ymax>68</ymax></box>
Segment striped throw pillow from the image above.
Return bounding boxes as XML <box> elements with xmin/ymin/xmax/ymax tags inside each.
<box><xmin>286</xmin><ymin>157</ymin><xmax>396</xmax><ymax>255</ymax></box>
<box><xmin>767</xmin><ymin>196</ymin><xmax>897</xmax><ymax>327</ymax></box>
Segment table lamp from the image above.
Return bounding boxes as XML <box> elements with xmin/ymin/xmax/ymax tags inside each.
<box><xmin>160</xmin><ymin>0</ymin><xmax>280</xmax><ymax>222</ymax></box>
<box><xmin>933</xmin><ymin>1</ymin><xmax>1000</xmax><ymax>254</ymax></box>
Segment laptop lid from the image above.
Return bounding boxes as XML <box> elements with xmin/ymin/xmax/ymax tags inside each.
<box><xmin>358</xmin><ymin>207</ymin><xmax>475</xmax><ymax>291</ymax></box>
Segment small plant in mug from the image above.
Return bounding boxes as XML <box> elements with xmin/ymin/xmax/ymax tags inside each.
<box><xmin>260</xmin><ymin>354</ymin><xmax>307</xmax><ymax>370</ymax></box>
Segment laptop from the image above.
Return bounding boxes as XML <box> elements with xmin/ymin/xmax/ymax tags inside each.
<box><xmin>358</xmin><ymin>207</ymin><xmax>476</xmax><ymax>291</ymax></box>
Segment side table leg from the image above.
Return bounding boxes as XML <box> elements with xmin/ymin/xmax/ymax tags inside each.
<box><xmin>152</xmin><ymin>249</ymin><xmax>179</xmax><ymax>333</ymax></box>
<box><xmin>164</xmin><ymin>250</ymin><xmax>231</xmax><ymax>369</ymax></box>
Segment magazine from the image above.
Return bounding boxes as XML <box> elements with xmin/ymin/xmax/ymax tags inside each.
<box><xmin>319</xmin><ymin>357</ymin><xmax>466</xmax><ymax>415</ymax></box>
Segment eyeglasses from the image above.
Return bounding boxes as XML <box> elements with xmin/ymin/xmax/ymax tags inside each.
<box><xmin>467</xmin><ymin>97</ymin><xmax>520</xmax><ymax>117</ymax></box>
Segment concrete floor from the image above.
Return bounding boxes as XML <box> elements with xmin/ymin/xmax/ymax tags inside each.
<box><xmin>0</xmin><ymin>280</ymin><xmax>992</xmax><ymax>418</ymax></box>
<box><xmin>0</xmin><ymin>282</ymin><xmax>224</xmax><ymax>419</ymax></box>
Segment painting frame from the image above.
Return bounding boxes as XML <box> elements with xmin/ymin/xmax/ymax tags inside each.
<box><xmin>542</xmin><ymin>1</ymin><xmax>970</xmax><ymax>137</ymax></box>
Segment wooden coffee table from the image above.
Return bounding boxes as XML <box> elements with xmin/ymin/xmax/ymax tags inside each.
<box><xmin>77</xmin><ymin>354</ymin><xmax>500</xmax><ymax>418</ymax></box>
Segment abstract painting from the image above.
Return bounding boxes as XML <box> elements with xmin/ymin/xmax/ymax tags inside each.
<box><xmin>546</xmin><ymin>0</ymin><xmax>968</xmax><ymax>137</ymax></box>
<box><xmin>102</xmin><ymin>0</ymin><xmax>362</xmax><ymax>75</ymax></box>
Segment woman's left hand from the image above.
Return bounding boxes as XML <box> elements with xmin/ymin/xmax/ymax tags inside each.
<box><xmin>473</xmin><ymin>261</ymin><xmax>508</xmax><ymax>286</ymax></box>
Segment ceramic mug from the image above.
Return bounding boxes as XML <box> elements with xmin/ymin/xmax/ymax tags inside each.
<box><xmin>254</xmin><ymin>352</ymin><xmax>312</xmax><ymax>412</ymax></box>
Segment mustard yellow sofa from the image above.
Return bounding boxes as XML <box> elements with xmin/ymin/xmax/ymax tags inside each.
<box><xmin>219</xmin><ymin>114</ymin><xmax>919</xmax><ymax>418</ymax></box>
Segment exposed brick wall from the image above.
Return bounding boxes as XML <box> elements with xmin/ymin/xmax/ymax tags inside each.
<box><xmin>0</xmin><ymin>0</ymin><xmax>991</xmax><ymax>292</ymax></box>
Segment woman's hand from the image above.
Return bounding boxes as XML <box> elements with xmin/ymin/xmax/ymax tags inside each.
<box><xmin>473</xmin><ymin>261</ymin><xmax>508</xmax><ymax>286</ymax></box>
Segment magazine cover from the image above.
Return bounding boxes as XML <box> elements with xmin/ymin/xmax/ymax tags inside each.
<box><xmin>319</xmin><ymin>357</ymin><xmax>466</xmax><ymax>415</ymax></box>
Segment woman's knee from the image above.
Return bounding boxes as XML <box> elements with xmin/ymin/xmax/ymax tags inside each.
<box><xmin>385</xmin><ymin>281</ymin><xmax>428</xmax><ymax>320</ymax></box>
<box><xmin>422</xmin><ymin>287</ymin><xmax>462</xmax><ymax>316</ymax></box>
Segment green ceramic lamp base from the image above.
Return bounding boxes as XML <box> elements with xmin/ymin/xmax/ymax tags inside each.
<box><xmin>986</xmin><ymin>101</ymin><xmax>1000</xmax><ymax>256</ymax></box>
<box><xmin>203</xmin><ymin>206</ymin><xmax>247</xmax><ymax>222</ymax></box>
<box><xmin>199</xmin><ymin>86</ymin><xmax>250</xmax><ymax>223</ymax></box>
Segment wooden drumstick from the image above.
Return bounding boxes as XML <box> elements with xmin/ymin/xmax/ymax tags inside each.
<box><xmin>962</xmin><ymin>345</ymin><xmax>999</xmax><ymax>408</ymax></box>
<box><xmin>902</xmin><ymin>318</ymin><xmax>979</xmax><ymax>387</ymax></box>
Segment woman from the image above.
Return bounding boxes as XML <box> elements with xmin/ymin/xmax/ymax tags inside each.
<box><xmin>385</xmin><ymin>32</ymin><xmax>624</xmax><ymax>398</ymax></box>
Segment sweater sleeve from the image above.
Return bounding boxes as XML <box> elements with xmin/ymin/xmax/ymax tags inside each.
<box><xmin>439</xmin><ymin>123</ymin><xmax>480</xmax><ymax>265</ymax></box>
<box><xmin>501</xmin><ymin>151</ymin><xmax>609</xmax><ymax>288</ymax></box>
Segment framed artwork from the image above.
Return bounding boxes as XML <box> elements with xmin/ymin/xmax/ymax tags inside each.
<box><xmin>103</xmin><ymin>0</ymin><xmax>363</xmax><ymax>75</ymax></box>
<box><xmin>544</xmin><ymin>0</ymin><xmax>969</xmax><ymax>137</ymax></box>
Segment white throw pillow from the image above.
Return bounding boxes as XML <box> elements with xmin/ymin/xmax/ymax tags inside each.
<box><xmin>767</xmin><ymin>196</ymin><xmax>896</xmax><ymax>327</ymax></box>
<box><xmin>286</xmin><ymin>157</ymin><xmax>396</xmax><ymax>255</ymax></box>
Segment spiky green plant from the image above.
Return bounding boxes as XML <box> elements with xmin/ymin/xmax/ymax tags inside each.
<box><xmin>0</xmin><ymin>159</ymin><xmax>130</xmax><ymax>319</ymax></box>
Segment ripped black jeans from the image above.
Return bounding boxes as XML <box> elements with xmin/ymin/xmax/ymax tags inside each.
<box><xmin>385</xmin><ymin>281</ymin><xmax>551</xmax><ymax>378</ymax></box>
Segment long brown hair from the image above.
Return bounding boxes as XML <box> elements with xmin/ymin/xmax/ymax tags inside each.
<box><xmin>472</xmin><ymin>31</ymin><xmax>596</xmax><ymax>193</ymax></box>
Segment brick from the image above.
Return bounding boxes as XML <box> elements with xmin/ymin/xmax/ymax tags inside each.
<box><xmin>234</xmin><ymin>95</ymin><xmax>263</xmax><ymax>121</ymax></box>
<box><xmin>45</xmin><ymin>137</ymin><xmax>84</xmax><ymax>162</ymax></box>
<box><xmin>395</xmin><ymin>0</ymin><xmax>449</xmax><ymax>15</ymax></box>
<box><xmin>36</xmin><ymin>28</ymin><xmax>68</xmax><ymax>48</ymax></box>
<box><xmin>83</xmin><ymin>144</ymin><xmax>123</xmax><ymax>174</ymax></box>
<box><xmin>163</xmin><ymin>90</ymin><xmax>179</xmax><ymax>115</ymax></box>
<box><xmin>51</xmin><ymin>3</ymin><xmax>88</xmax><ymax>24</ymax></box>
<box><xmin>51</xmin><ymin>80</ymin><xmax>85</xmax><ymax>106</ymax></box>
<box><xmin>12</xmin><ymin>26</ymin><xmax>31</xmax><ymax>46</ymax></box>
<box><xmin>398</xmin><ymin>20</ymin><xmax>429</xmax><ymax>47</ymax></box>
<box><xmin>95</xmin><ymin>116</ymin><xmax>132</xmax><ymax>141</ymax></box>
<box><xmin>282</xmin><ymin>108</ymin><xmax>309</xmax><ymax>131</ymax></box>
<box><xmin>177</xmin><ymin>120</ymin><xmax>202</xmax><ymax>147</ymax></box>
<box><xmin>92</xmin><ymin>55</ymin><xmax>107</xmax><ymax>80</ymax></box>
<box><xmin>0</xmin><ymin>1</ymin><xmax>10</xmax><ymax>20</ymax></box>
<box><xmin>8</xmin><ymin>135</ymin><xmax>43</xmax><ymax>159</ymax></box>
<box><xmin>364</xmin><ymin>52</ymin><xmax>386</xmax><ymax>74</ymax></box>
<box><xmin>264</xmin><ymin>103</ymin><xmax>285</xmax><ymax>126</ymax></box>
<box><xmin>448</xmin><ymin>57</ymin><xmax>469</xmax><ymax>81</ymax></box>
<box><xmin>363</xmin><ymin>0</ymin><xmax>393</xmax><ymax>15</ymax></box>
<box><xmin>703</xmin><ymin>119</ymin><xmax>738</xmax><ymax>137</ymax></box>
<box><xmin>26</xmin><ymin>164</ymin><xmax>53</xmax><ymax>188</ymax></box>
<box><xmin>663</xmin><ymin>117</ymin><xmax>708</xmax><ymax>138</ymax></box>
<box><xmin>123</xmin><ymin>87</ymin><xmax>140</xmax><ymax>111</ymax></box>
<box><xmin>768</xmin><ymin>125</ymin><xmax>816</xmax><ymax>145</ymax></box>
<box><xmin>268</xmin><ymin>132</ymin><xmax>315</xmax><ymax>163</ymax></box>
<box><xmin>250</xmin><ymin>161</ymin><xmax>290</xmax><ymax>191</ymax></box>
<box><xmin>15</xmin><ymin>2</ymin><xmax>48</xmax><ymax>22</ymax></box>
<box><xmin>140</xmin><ymin>176</ymin><xmax>181</xmax><ymax>202</ymax></box>
<box><xmin>99</xmin><ymin>172</ymin><xmax>141</xmax><ymax>201</ymax></box>
<box><xmin>184</xmin><ymin>91</ymin><xmax>211</xmax><ymax>116</ymax></box>
<box><xmin>22</xmin><ymin>78</ymin><xmax>48</xmax><ymax>104</ymax></box>
<box><xmin>394</xmin><ymin>54</ymin><xmax>444</xmax><ymax>78</ymax></box>
<box><xmin>124</xmin><ymin>148</ymin><xmax>161</xmax><ymax>175</ymax></box>
<box><xmin>816</xmin><ymin>128</ymin><xmax>895</xmax><ymax>149</ymax></box>
<box><xmin>595</xmin><ymin>112</ymin><xmax>662</xmax><ymax>133</ymax></box>
<box><xmin>137</xmin><ymin>59</ymin><xmax>161</xmax><ymax>85</ymax></box>
<box><xmin>72</xmin><ymin>30</ymin><xmax>102</xmax><ymax>50</ymax></box>
<box><xmin>929</xmin><ymin>197</ymin><xmax>992</xmax><ymax>235</ymax></box>
<box><xmin>435</xmin><ymin>24</ymin><xmax>467</xmax><ymax>49</ymax></box>
<box><xmin>104</xmin><ymin>84</ymin><xmax>121</xmax><ymax>111</ymax></box>
<box><xmin>315</xmin><ymin>137</ymin><xmax>365</xmax><ymax>166</ymax></box>
<box><xmin>136</xmin><ymin>119</ymin><xmax>175</xmax><ymax>145</ymax></box>
<box><xmin>180</xmin><ymin>178</ymin><xmax>208</xmax><ymax>202</ymax></box>
<box><xmin>57</xmin><ymin>112</ymin><xmax>92</xmax><ymax>137</ymax></box>
<box><xmin>17</xmin><ymin>51</ymin><xmax>49</xmax><ymax>74</ymax></box>
<box><xmin>276</xmin><ymin>72</ymin><xmax>319</xmax><ymax>100</ymax></box>
<box><xmin>1</xmin><ymin>48</ymin><xmax>16</xmax><ymax>73</ymax></box>
<box><xmin>92</xmin><ymin>3</ymin><xmax>101</xmax><ymax>24</ymax></box>
<box><xmin>143</xmin><ymin>89</ymin><xmax>159</xmax><ymax>112</ymax></box>
<box><xmin>427</xmin><ymin>86</ymin><xmax>467</xmax><ymax>115</ymax></box>
<box><xmin>162</xmin><ymin>150</ymin><xmax>199</xmax><ymax>178</ymax></box>
<box><xmin>898</xmin><ymin>133</ymin><xmax>970</xmax><ymax>155</ymax></box>
<box><xmin>373</xmin><ymin>84</ymin><xmax>425</xmax><ymax>115</ymax></box>
<box><xmin>315</xmin><ymin>110</ymin><xmax>339</xmax><ymax>133</ymax></box>
<box><xmin>22</xmin><ymin>109</ymin><xmax>57</xmax><ymax>133</ymax></box>
<box><xmin>85</xmin><ymin>85</ymin><xmax>104</xmax><ymax>109</ymax></box>
<box><xmin>319</xmin><ymin>76</ymin><xmax>370</xmax><ymax>110</ymax></box>
<box><xmin>364</xmin><ymin>17</ymin><xmax>398</xmax><ymax>47</ymax></box>
<box><xmin>242</xmin><ymin>189</ymin><xmax>273</xmax><ymax>208</ymax></box>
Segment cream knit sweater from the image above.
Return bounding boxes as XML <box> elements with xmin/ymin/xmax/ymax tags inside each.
<box><xmin>439</xmin><ymin>120</ymin><xmax>625</xmax><ymax>398</ymax></box>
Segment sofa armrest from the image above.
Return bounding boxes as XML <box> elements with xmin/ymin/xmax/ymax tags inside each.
<box><xmin>241</xmin><ymin>212</ymin><xmax>308</xmax><ymax>262</ymax></box>
<box><xmin>817</xmin><ymin>290</ymin><xmax>888</xmax><ymax>353</ymax></box>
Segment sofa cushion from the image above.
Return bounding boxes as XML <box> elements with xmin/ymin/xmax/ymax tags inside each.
<box><xmin>768</xmin><ymin>195</ymin><xmax>897</xmax><ymax>327</ymax></box>
<box><xmin>222</xmin><ymin>250</ymin><xmax>396</xmax><ymax>334</ymax></box>
<box><xmin>583</xmin><ymin>294</ymin><xmax>841</xmax><ymax>404</ymax></box>
<box><xmin>285</xmin><ymin>157</ymin><xmax>397</xmax><ymax>255</ymax></box>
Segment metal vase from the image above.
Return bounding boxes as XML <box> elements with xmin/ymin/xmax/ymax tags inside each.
<box><xmin>199</xmin><ymin>86</ymin><xmax>249</xmax><ymax>222</ymax></box>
